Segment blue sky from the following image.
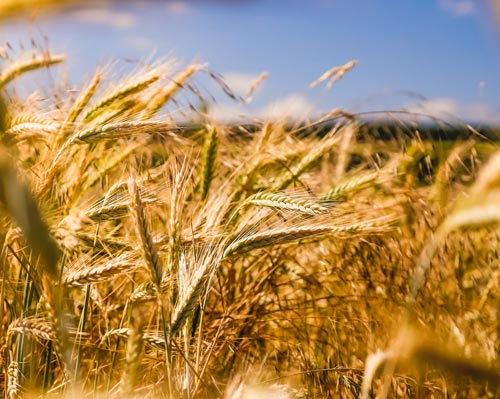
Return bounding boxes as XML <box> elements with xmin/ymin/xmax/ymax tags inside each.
<box><xmin>1</xmin><ymin>0</ymin><xmax>499</xmax><ymax>123</ymax></box>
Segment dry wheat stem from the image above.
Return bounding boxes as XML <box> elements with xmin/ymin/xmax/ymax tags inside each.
<box><xmin>309</xmin><ymin>59</ymin><xmax>358</xmax><ymax>89</ymax></box>
<box><xmin>246</xmin><ymin>71</ymin><xmax>268</xmax><ymax>99</ymax></box>
<box><xmin>119</xmin><ymin>311</ymin><xmax>145</xmax><ymax>395</ymax></box>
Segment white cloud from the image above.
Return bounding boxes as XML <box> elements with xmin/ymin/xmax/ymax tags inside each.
<box><xmin>438</xmin><ymin>0</ymin><xmax>476</xmax><ymax>16</ymax></box>
<box><xmin>260</xmin><ymin>94</ymin><xmax>317</xmax><ymax>120</ymax></box>
<box><xmin>222</xmin><ymin>72</ymin><xmax>263</xmax><ymax>96</ymax></box>
<box><xmin>207</xmin><ymin>102</ymin><xmax>249</xmax><ymax>123</ymax></box>
<box><xmin>207</xmin><ymin>93</ymin><xmax>318</xmax><ymax>123</ymax></box>
<box><xmin>404</xmin><ymin>98</ymin><xmax>500</xmax><ymax>124</ymax></box>
<box><xmin>165</xmin><ymin>1</ymin><xmax>191</xmax><ymax>15</ymax></box>
<box><xmin>125</xmin><ymin>36</ymin><xmax>155</xmax><ymax>53</ymax></box>
<box><xmin>72</xmin><ymin>7</ymin><xmax>136</xmax><ymax>29</ymax></box>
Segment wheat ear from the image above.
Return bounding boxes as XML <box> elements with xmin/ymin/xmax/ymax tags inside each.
<box><xmin>63</xmin><ymin>253</ymin><xmax>139</xmax><ymax>286</ymax></box>
<box><xmin>7</xmin><ymin>121</ymin><xmax>60</xmax><ymax>135</ymax></box>
<box><xmin>309</xmin><ymin>59</ymin><xmax>357</xmax><ymax>89</ymax></box>
<box><xmin>273</xmin><ymin>127</ymin><xmax>342</xmax><ymax>190</ymax></box>
<box><xmin>200</xmin><ymin>125</ymin><xmax>218</xmax><ymax>200</ymax></box>
<box><xmin>56</xmin><ymin>68</ymin><xmax>102</xmax><ymax>144</ymax></box>
<box><xmin>81</xmin><ymin>140</ymin><xmax>143</xmax><ymax>191</ymax></box>
<box><xmin>82</xmin><ymin>71</ymin><xmax>159</xmax><ymax>122</ymax></box>
<box><xmin>223</xmin><ymin>222</ymin><xmax>384</xmax><ymax>258</ymax></box>
<box><xmin>141</xmin><ymin>63</ymin><xmax>201</xmax><ymax>120</ymax></box>
<box><xmin>66</xmin><ymin>68</ymin><xmax>101</xmax><ymax>124</ymax></box>
<box><xmin>247</xmin><ymin>192</ymin><xmax>329</xmax><ymax>215</ymax></box>
<box><xmin>70</xmin><ymin>121</ymin><xmax>177</xmax><ymax>144</ymax></box>
<box><xmin>7</xmin><ymin>360</ymin><xmax>20</xmax><ymax>399</ymax></box>
<box><xmin>7</xmin><ymin>317</ymin><xmax>55</xmax><ymax>342</ymax></box>
<box><xmin>0</xmin><ymin>53</ymin><xmax>64</xmax><ymax>89</ymax></box>
<box><xmin>322</xmin><ymin>171</ymin><xmax>378</xmax><ymax>201</ymax></box>
<box><xmin>169</xmin><ymin>247</ymin><xmax>221</xmax><ymax>337</ymax></box>
<box><xmin>128</xmin><ymin>178</ymin><xmax>163</xmax><ymax>287</ymax></box>
<box><xmin>103</xmin><ymin>328</ymin><xmax>168</xmax><ymax>352</ymax></box>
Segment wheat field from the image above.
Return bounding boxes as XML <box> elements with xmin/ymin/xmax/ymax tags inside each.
<box><xmin>0</xmin><ymin>46</ymin><xmax>500</xmax><ymax>399</ymax></box>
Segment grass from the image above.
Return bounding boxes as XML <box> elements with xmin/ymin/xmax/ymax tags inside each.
<box><xmin>0</xmin><ymin>45</ymin><xmax>500</xmax><ymax>399</ymax></box>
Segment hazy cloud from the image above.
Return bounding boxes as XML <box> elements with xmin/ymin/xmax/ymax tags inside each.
<box><xmin>165</xmin><ymin>1</ymin><xmax>192</xmax><ymax>15</ymax></box>
<box><xmin>125</xmin><ymin>36</ymin><xmax>155</xmax><ymax>53</ymax></box>
<box><xmin>72</xmin><ymin>7</ymin><xmax>136</xmax><ymax>29</ymax></box>
<box><xmin>260</xmin><ymin>94</ymin><xmax>317</xmax><ymax>120</ymax></box>
<box><xmin>438</xmin><ymin>0</ymin><xmax>477</xmax><ymax>16</ymax></box>
<box><xmin>404</xmin><ymin>98</ymin><xmax>500</xmax><ymax>124</ymax></box>
<box><xmin>208</xmin><ymin>93</ymin><xmax>318</xmax><ymax>122</ymax></box>
<box><xmin>223</xmin><ymin>72</ymin><xmax>263</xmax><ymax>96</ymax></box>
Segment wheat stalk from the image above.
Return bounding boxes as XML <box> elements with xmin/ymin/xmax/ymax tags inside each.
<box><xmin>86</xmin><ymin>194</ymin><xmax>156</xmax><ymax>222</ymax></box>
<box><xmin>246</xmin><ymin>71</ymin><xmax>269</xmax><ymax>99</ymax></box>
<box><xmin>119</xmin><ymin>310</ymin><xmax>145</xmax><ymax>396</ymax></box>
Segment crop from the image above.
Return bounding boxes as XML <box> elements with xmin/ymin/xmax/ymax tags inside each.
<box><xmin>0</xmin><ymin>45</ymin><xmax>499</xmax><ymax>399</ymax></box>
